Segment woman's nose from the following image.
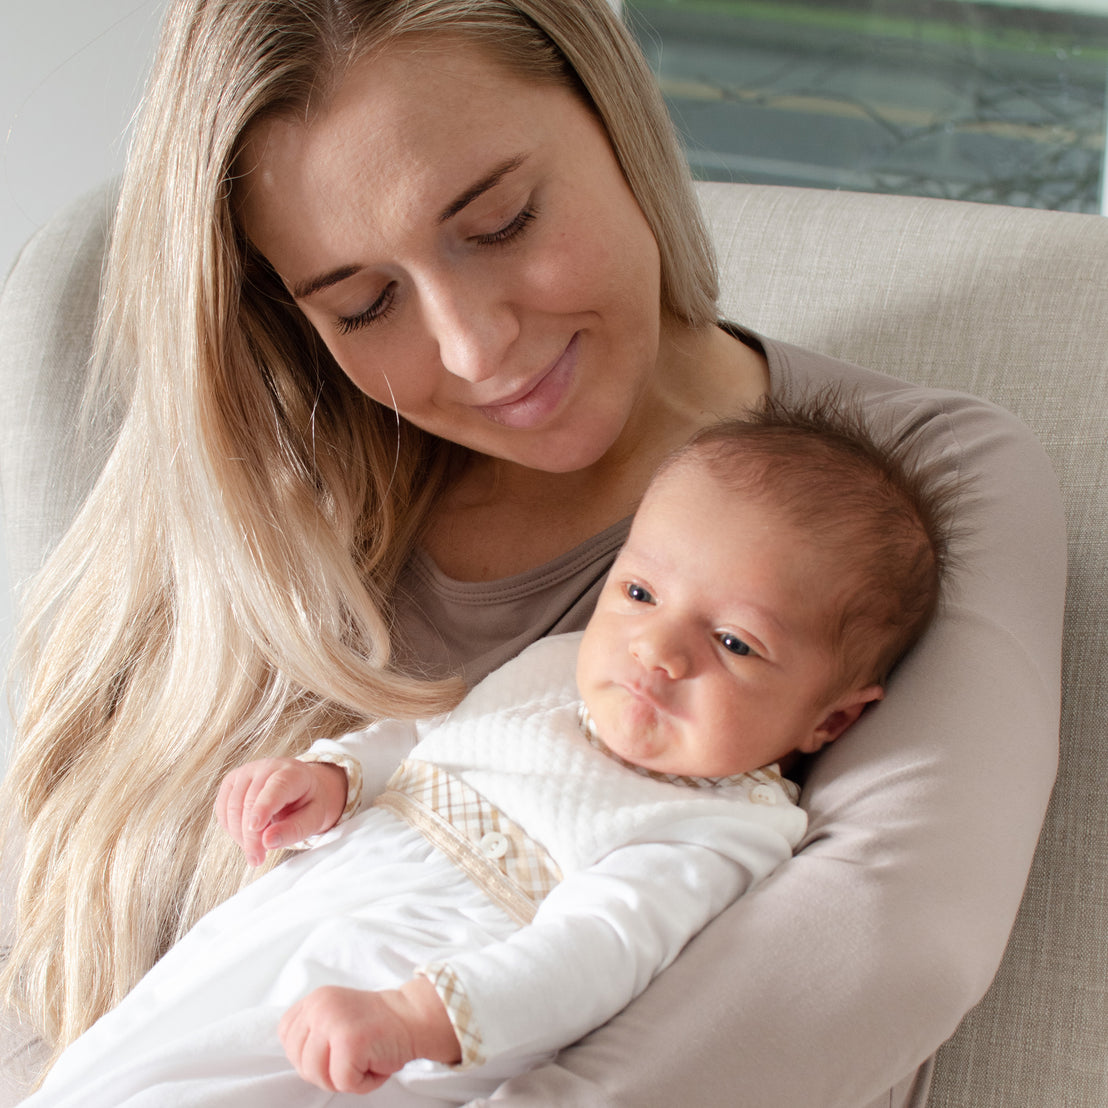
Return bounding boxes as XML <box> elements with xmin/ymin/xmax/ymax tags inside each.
<box><xmin>420</xmin><ymin>271</ymin><xmax>519</xmax><ymax>383</ymax></box>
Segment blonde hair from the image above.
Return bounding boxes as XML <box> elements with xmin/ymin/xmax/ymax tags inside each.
<box><xmin>1</xmin><ymin>0</ymin><xmax>719</xmax><ymax>1067</ymax></box>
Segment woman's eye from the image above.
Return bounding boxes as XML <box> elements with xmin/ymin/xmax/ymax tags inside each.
<box><xmin>333</xmin><ymin>205</ymin><xmax>536</xmax><ymax>336</ymax></box>
<box><xmin>336</xmin><ymin>283</ymin><xmax>398</xmax><ymax>335</ymax></box>
<box><xmin>625</xmin><ymin>582</ymin><xmax>655</xmax><ymax>605</ymax></box>
<box><xmin>473</xmin><ymin>205</ymin><xmax>537</xmax><ymax>247</ymax></box>
<box><xmin>718</xmin><ymin>633</ymin><xmax>752</xmax><ymax>657</ymax></box>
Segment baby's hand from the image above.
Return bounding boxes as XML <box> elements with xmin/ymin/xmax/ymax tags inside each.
<box><xmin>279</xmin><ymin>979</ymin><xmax>461</xmax><ymax>1093</ymax></box>
<box><xmin>215</xmin><ymin>757</ymin><xmax>348</xmax><ymax>866</ymax></box>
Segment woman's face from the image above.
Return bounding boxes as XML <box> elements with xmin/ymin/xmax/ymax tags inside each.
<box><xmin>236</xmin><ymin>39</ymin><xmax>665</xmax><ymax>475</ymax></box>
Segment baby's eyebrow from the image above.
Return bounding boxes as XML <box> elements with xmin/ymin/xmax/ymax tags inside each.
<box><xmin>437</xmin><ymin>155</ymin><xmax>527</xmax><ymax>224</ymax></box>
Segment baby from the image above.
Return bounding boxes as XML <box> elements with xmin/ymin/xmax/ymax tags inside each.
<box><xmin>23</xmin><ymin>396</ymin><xmax>952</xmax><ymax>1106</ymax></box>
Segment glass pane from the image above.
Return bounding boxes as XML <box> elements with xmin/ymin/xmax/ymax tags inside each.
<box><xmin>626</xmin><ymin>0</ymin><xmax>1108</xmax><ymax>211</ymax></box>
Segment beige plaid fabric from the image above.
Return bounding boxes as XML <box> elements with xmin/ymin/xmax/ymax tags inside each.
<box><xmin>416</xmin><ymin>961</ymin><xmax>485</xmax><ymax>1069</ymax></box>
<box><xmin>374</xmin><ymin>760</ymin><xmax>563</xmax><ymax>927</ymax></box>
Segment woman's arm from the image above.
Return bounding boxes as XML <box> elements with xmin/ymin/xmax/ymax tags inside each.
<box><xmin>477</xmin><ymin>376</ymin><xmax>1065</xmax><ymax>1106</ymax></box>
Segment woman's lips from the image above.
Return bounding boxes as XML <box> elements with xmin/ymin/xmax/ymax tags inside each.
<box><xmin>475</xmin><ymin>333</ymin><xmax>579</xmax><ymax>429</ymax></box>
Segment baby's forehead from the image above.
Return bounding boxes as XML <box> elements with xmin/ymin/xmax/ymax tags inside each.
<box><xmin>649</xmin><ymin>450</ymin><xmax>864</xmax><ymax>543</ymax></box>
<box><xmin>637</xmin><ymin>471</ymin><xmax>838</xmax><ymax>575</ymax></box>
<box><xmin>638</xmin><ymin>464</ymin><xmax>863</xmax><ymax>597</ymax></box>
<box><xmin>640</xmin><ymin>458</ymin><xmax>798</xmax><ymax>535</ymax></box>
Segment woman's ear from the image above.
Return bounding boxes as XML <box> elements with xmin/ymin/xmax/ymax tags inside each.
<box><xmin>801</xmin><ymin>685</ymin><xmax>885</xmax><ymax>754</ymax></box>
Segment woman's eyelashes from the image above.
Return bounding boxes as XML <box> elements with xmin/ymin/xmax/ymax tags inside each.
<box><xmin>333</xmin><ymin>204</ymin><xmax>538</xmax><ymax>336</ymax></box>
<box><xmin>336</xmin><ymin>284</ymin><xmax>398</xmax><ymax>335</ymax></box>
<box><xmin>472</xmin><ymin>204</ymin><xmax>537</xmax><ymax>247</ymax></box>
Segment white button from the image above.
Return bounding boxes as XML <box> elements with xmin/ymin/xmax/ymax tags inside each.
<box><xmin>749</xmin><ymin>784</ymin><xmax>777</xmax><ymax>806</ymax></box>
<box><xmin>479</xmin><ymin>831</ymin><xmax>509</xmax><ymax>859</ymax></box>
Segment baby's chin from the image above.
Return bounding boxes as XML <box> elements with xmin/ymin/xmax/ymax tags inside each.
<box><xmin>587</xmin><ymin>710</ymin><xmax>690</xmax><ymax>775</ymax></box>
<box><xmin>584</xmin><ymin>705</ymin><xmax>755</xmax><ymax>779</ymax></box>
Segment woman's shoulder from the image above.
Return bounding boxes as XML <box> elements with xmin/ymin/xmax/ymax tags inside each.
<box><xmin>751</xmin><ymin>327</ymin><xmax>1044</xmax><ymax>467</ymax></box>
<box><xmin>757</xmin><ymin>328</ymin><xmax>1008</xmax><ymax>415</ymax></box>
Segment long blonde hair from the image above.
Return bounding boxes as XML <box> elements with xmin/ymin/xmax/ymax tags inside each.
<box><xmin>2</xmin><ymin>0</ymin><xmax>718</xmax><ymax>1060</ymax></box>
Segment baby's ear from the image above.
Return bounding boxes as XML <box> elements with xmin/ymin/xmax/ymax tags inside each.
<box><xmin>801</xmin><ymin>685</ymin><xmax>885</xmax><ymax>754</ymax></box>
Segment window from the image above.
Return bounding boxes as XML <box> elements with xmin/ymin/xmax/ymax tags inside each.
<box><xmin>626</xmin><ymin>0</ymin><xmax>1108</xmax><ymax>212</ymax></box>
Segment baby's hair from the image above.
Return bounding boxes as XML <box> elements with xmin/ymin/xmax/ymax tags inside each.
<box><xmin>662</xmin><ymin>392</ymin><xmax>960</xmax><ymax>693</ymax></box>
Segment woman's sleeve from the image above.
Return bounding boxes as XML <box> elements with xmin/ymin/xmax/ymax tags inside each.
<box><xmin>477</xmin><ymin>387</ymin><xmax>1065</xmax><ymax>1106</ymax></box>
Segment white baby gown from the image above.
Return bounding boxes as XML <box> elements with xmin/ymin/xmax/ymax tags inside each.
<box><xmin>22</xmin><ymin>634</ymin><xmax>804</xmax><ymax>1106</ymax></box>
<box><xmin>26</xmin><ymin>810</ymin><xmax>534</xmax><ymax>1106</ymax></box>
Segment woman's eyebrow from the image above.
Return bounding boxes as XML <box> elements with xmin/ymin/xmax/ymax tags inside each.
<box><xmin>291</xmin><ymin>155</ymin><xmax>529</xmax><ymax>301</ymax></box>
<box><xmin>437</xmin><ymin>155</ymin><xmax>527</xmax><ymax>224</ymax></box>
<box><xmin>292</xmin><ymin>264</ymin><xmax>363</xmax><ymax>301</ymax></box>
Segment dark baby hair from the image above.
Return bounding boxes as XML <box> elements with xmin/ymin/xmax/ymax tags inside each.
<box><xmin>664</xmin><ymin>391</ymin><xmax>960</xmax><ymax>692</ymax></box>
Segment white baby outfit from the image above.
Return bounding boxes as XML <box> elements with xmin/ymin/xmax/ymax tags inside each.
<box><xmin>23</xmin><ymin>633</ymin><xmax>805</xmax><ymax>1107</ymax></box>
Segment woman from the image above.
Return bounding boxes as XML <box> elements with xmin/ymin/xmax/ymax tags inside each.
<box><xmin>1</xmin><ymin>1</ymin><xmax>1064</xmax><ymax>1105</ymax></box>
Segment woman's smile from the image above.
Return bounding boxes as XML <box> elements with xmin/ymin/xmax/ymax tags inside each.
<box><xmin>474</xmin><ymin>333</ymin><xmax>580</xmax><ymax>428</ymax></box>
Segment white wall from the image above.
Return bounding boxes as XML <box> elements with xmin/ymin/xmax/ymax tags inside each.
<box><xmin>1</xmin><ymin>1</ymin><xmax>168</xmax><ymax>279</ymax></box>
<box><xmin>0</xmin><ymin>1</ymin><xmax>168</xmax><ymax>762</ymax></box>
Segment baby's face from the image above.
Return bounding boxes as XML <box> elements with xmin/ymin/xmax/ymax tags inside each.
<box><xmin>576</xmin><ymin>462</ymin><xmax>879</xmax><ymax>778</ymax></box>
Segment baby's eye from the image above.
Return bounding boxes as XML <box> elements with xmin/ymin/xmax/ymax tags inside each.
<box><xmin>718</xmin><ymin>632</ymin><xmax>752</xmax><ymax>657</ymax></box>
<box><xmin>625</xmin><ymin>582</ymin><xmax>655</xmax><ymax>605</ymax></box>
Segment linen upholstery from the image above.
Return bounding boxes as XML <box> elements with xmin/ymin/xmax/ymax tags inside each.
<box><xmin>697</xmin><ymin>181</ymin><xmax>1108</xmax><ymax>1107</ymax></box>
<box><xmin>0</xmin><ymin>179</ymin><xmax>1103</xmax><ymax>1105</ymax></box>
<box><xmin>0</xmin><ymin>186</ymin><xmax>117</xmax><ymax>595</ymax></box>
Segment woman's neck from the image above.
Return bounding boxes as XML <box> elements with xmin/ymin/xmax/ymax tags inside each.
<box><xmin>422</xmin><ymin>322</ymin><xmax>768</xmax><ymax>582</ymax></box>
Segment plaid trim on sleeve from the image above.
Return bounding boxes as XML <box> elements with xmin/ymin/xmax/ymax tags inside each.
<box><xmin>416</xmin><ymin>962</ymin><xmax>485</xmax><ymax>1069</ymax></box>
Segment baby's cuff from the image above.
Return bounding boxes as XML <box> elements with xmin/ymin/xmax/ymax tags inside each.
<box><xmin>416</xmin><ymin>962</ymin><xmax>485</xmax><ymax>1069</ymax></box>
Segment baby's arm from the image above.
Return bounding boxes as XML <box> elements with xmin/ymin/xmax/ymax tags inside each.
<box><xmin>216</xmin><ymin>757</ymin><xmax>347</xmax><ymax>866</ymax></box>
<box><xmin>278</xmin><ymin>978</ymin><xmax>461</xmax><ymax>1094</ymax></box>
<box><xmin>278</xmin><ymin>833</ymin><xmax>761</xmax><ymax>1090</ymax></box>
<box><xmin>217</xmin><ymin>717</ymin><xmax>423</xmax><ymax>865</ymax></box>
<box><xmin>422</xmin><ymin>819</ymin><xmax>793</xmax><ymax>1068</ymax></box>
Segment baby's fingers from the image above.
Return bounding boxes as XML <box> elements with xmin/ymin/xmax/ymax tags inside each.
<box><xmin>246</xmin><ymin>760</ymin><xmax>336</xmax><ymax>856</ymax></box>
<box><xmin>217</xmin><ymin>759</ymin><xmax>301</xmax><ymax>865</ymax></box>
<box><xmin>245</xmin><ymin>764</ymin><xmax>302</xmax><ymax>828</ymax></box>
<box><xmin>279</xmin><ymin>992</ymin><xmax>390</xmax><ymax>1095</ymax></box>
<box><xmin>278</xmin><ymin>1002</ymin><xmax>320</xmax><ymax>1086</ymax></box>
<box><xmin>215</xmin><ymin>768</ymin><xmax>254</xmax><ymax>843</ymax></box>
<box><xmin>280</xmin><ymin>999</ymin><xmax>345</xmax><ymax>1092</ymax></box>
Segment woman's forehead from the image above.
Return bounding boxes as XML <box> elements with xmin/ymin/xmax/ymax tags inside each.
<box><xmin>233</xmin><ymin>41</ymin><xmax>601</xmax><ymax>279</ymax></box>
<box><xmin>238</xmin><ymin>34</ymin><xmax>566</xmax><ymax>175</ymax></box>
